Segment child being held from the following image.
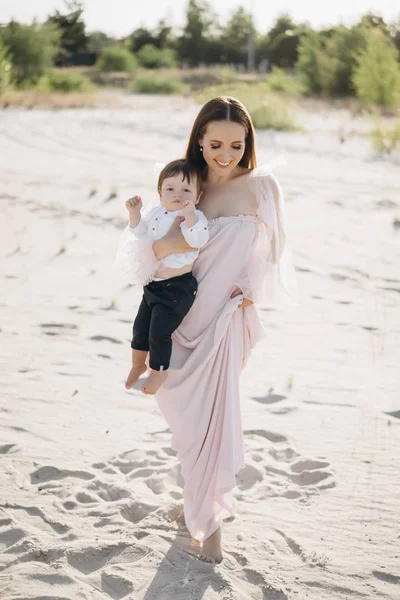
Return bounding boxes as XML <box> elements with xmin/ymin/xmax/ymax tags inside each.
<box><xmin>124</xmin><ymin>159</ymin><xmax>209</xmax><ymax>395</ymax></box>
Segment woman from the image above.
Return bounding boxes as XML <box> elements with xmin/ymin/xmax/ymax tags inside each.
<box><xmin>151</xmin><ymin>96</ymin><xmax>298</xmax><ymax>563</ymax></box>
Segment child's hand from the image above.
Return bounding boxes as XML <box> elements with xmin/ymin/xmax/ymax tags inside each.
<box><xmin>181</xmin><ymin>199</ymin><xmax>195</xmax><ymax>215</ymax></box>
<box><xmin>126</xmin><ymin>196</ymin><xmax>142</xmax><ymax>227</ymax></box>
<box><xmin>126</xmin><ymin>195</ymin><xmax>142</xmax><ymax>214</ymax></box>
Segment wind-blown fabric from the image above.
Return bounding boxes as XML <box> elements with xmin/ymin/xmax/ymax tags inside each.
<box><xmin>152</xmin><ymin>166</ymin><xmax>298</xmax><ymax>543</ymax></box>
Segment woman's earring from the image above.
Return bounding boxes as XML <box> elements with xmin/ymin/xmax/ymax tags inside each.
<box><xmin>199</xmin><ymin>146</ymin><xmax>203</xmax><ymax>152</ymax></box>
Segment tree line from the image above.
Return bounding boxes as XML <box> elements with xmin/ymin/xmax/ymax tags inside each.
<box><xmin>1</xmin><ymin>0</ymin><xmax>400</xmax><ymax>106</ymax></box>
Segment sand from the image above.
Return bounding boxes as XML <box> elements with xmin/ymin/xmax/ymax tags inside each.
<box><xmin>0</xmin><ymin>94</ymin><xmax>399</xmax><ymax>599</ymax></box>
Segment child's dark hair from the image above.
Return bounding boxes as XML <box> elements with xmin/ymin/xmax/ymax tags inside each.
<box><xmin>158</xmin><ymin>159</ymin><xmax>202</xmax><ymax>195</ymax></box>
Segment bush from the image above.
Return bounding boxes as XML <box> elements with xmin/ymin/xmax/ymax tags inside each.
<box><xmin>327</xmin><ymin>25</ymin><xmax>368</xmax><ymax>95</ymax></box>
<box><xmin>0</xmin><ymin>38</ymin><xmax>13</xmax><ymax>93</ymax></box>
<box><xmin>0</xmin><ymin>21</ymin><xmax>60</xmax><ymax>87</ymax></box>
<box><xmin>352</xmin><ymin>30</ymin><xmax>400</xmax><ymax>108</ymax></box>
<box><xmin>195</xmin><ymin>82</ymin><xmax>299</xmax><ymax>131</ymax></box>
<box><xmin>295</xmin><ymin>31</ymin><xmax>336</xmax><ymax>95</ymax></box>
<box><xmin>36</xmin><ymin>70</ymin><xmax>94</xmax><ymax>92</ymax></box>
<box><xmin>250</xmin><ymin>98</ymin><xmax>299</xmax><ymax>130</ymax></box>
<box><xmin>133</xmin><ymin>72</ymin><xmax>186</xmax><ymax>94</ymax></box>
<box><xmin>96</xmin><ymin>45</ymin><xmax>137</xmax><ymax>72</ymax></box>
<box><xmin>368</xmin><ymin>118</ymin><xmax>400</xmax><ymax>153</ymax></box>
<box><xmin>266</xmin><ymin>66</ymin><xmax>302</xmax><ymax>95</ymax></box>
<box><xmin>137</xmin><ymin>44</ymin><xmax>176</xmax><ymax>69</ymax></box>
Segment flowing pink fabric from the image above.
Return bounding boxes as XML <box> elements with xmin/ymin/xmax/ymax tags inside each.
<box><xmin>155</xmin><ymin>215</ymin><xmax>267</xmax><ymax>542</ymax></box>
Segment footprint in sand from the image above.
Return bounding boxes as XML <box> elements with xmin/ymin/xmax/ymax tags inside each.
<box><xmin>120</xmin><ymin>500</ymin><xmax>157</xmax><ymax>524</ymax></box>
<box><xmin>0</xmin><ymin>443</ymin><xmax>18</xmax><ymax>454</ymax></box>
<box><xmin>89</xmin><ymin>335</ymin><xmax>123</xmax><ymax>344</ymax></box>
<box><xmin>0</xmin><ymin>528</ymin><xmax>25</xmax><ymax>550</ymax></box>
<box><xmin>66</xmin><ymin>542</ymin><xmax>148</xmax><ymax>575</ymax></box>
<box><xmin>30</xmin><ymin>466</ymin><xmax>95</xmax><ymax>484</ymax></box>
<box><xmin>101</xmin><ymin>571</ymin><xmax>134</xmax><ymax>600</ymax></box>
<box><xmin>251</xmin><ymin>393</ymin><xmax>287</xmax><ymax>405</ymax></box>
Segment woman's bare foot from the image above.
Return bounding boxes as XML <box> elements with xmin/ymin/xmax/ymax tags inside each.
<box><xmin>199</xmin><ymin>526</ymin><xmax>223</xmax><ymax>564</ymax></box>
<box><xmin>141</xmin><ymin>369</ymin><xmax>168</xmax><ymax>395</ymax></box>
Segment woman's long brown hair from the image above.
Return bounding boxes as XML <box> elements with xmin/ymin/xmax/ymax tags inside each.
<box><xmin>185</xmin><ymin>96</ymin><xmax>257</xmax><ymax>176</ymax></box>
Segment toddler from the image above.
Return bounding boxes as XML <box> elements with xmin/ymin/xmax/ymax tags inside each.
<box><xmin>124</xmin><ymin>159</ymin><xmax>209</xmax><ymax>395</ymax></box>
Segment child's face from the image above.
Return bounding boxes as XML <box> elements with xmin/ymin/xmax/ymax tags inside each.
<box><xmin>160</xmin><ymin>174</ymin><xmax>199</xmax><ymax>212</ymax></box>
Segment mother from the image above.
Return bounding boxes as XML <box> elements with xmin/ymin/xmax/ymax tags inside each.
<box><xmin>150</xmin><ymin>96</ymin><xmax>298</xmax><ymax>563</ymax></box>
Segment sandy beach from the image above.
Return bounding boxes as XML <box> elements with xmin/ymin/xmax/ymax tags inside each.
<box><xmin>0</xmin><ymin>94</ymin><xmax>399</xmax><ymax>599</ymax></box>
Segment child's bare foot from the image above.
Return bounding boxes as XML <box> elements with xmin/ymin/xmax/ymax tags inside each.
<box><xmin>125</xmin><ymin>364</ymin><xmax>147</xmax><ymax>389</ymax></box>
<box><xmin>141</xmin><ymin>369</ymin><xmax>168</xmax><ymax>395</ymax></box>
<box><xmin>199</xmin><ymin>526</ymin><xmax>223</xmax><ymax>564</ymax></box>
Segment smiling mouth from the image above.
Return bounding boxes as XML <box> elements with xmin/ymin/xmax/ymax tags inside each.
<box><xmin>215</xmin><ymin>160</ymin><xmax>232</xmax><ymax>167</ymax></box>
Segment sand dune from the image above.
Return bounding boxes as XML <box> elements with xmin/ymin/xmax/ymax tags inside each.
<box><xmin>0</xmin><ymin>96</ymin><xmax>399</xmax><ymax>599</ymax></box>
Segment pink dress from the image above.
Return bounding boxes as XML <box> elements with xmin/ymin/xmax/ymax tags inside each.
<box><xmin>114</xmin><ymin>166</ymin><xmax>298</xmax><ymax>543</ymax></box>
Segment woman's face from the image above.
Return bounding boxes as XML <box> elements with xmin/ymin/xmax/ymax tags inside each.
<box><xmin>199</xmin><ymin>120</ymin><xmax>246</xmax><ymax>177</ymax></box>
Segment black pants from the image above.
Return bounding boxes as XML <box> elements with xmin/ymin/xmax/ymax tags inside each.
<box><xmin>131</xmin><ymin>272</ymin><xmax>198</xmax><ymax>371</ymax></box>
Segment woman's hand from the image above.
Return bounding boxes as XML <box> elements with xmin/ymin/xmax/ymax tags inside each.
<box><xmin>230</xmin><ymin>287</ymin><xmax>254</xmax><ymax>307</ymax></box>
<box><xmin>152</xmin><ymin>216</ymin><xmax>194</xmax><ymax>260</ymax></box>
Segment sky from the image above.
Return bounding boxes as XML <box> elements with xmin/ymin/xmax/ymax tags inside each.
<box><xmin>0</xmin><ymin>0</ymin><xmax>399</xmax><ymax>37</ymax></box>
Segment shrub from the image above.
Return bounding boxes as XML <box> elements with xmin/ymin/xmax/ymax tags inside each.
<box><xmin>36</xmin><ymin>71</ymin><xmax>94</xmax><ymax>92</ymax></box>
<box><xmin>248</xmin><ymin>96</ymin><xmax>299</xmax><ymax>130</ymax></box>
<box><xmin>137</xmin><ymin>44</ymin><xmax>176</xmax><ymax>69</ymax></box>
<box><xmin>0</xmin><ymin>38</ymin><xmax>13</xmax><ymax>93</ymax></box>
<box><xmin>368</xmin><ymin>118</ymin><xmax>400</xmax><ymax>153</ymax></box>
<box><xmin>352</xmin><ymin>30</ymin><xmax>400</xmax><ymax>108</ymax></box>
<box><xmin>0</xmin><ymin>21</ymin><xmax>60</xmax><ymax>87</ymax></box>
<box><xmin>295</xmin><ymin>31</ymin><xmax>336</xmax><ymax>95</ymax></box>
<box><xmin>266</xmin><ymin>66</ymin><xmax>302</xmax><ymax>95</ymax></box>
<box><xmin>195</xmin><ymin>83</ymin><xmax>299</xmax><ymax>131</ymax></box>
<box><xmin>133</xmin><ymin>73</ymin><xmax>186</xmax><ymax>94</ymax></box>
<box><xmin>96</xmin><ymin>45</ymin><xmax>137</xmax><ymax>72</ymax></box>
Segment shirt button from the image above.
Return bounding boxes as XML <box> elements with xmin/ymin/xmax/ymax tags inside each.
<box><xmin>152</xmin><ymin>227</ymin><xmax>155</xmax><ymax>230</ymax></box>
<box><xmin>204</xmin><ymin>227</ymin><xmax>207</xmax><ymax>230</ymax></box>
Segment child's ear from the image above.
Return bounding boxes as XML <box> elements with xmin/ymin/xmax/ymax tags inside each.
<box><xmin>195</xmin><ymin>190</ymin><xmax>203</xmax><ymax>204</ymax></box>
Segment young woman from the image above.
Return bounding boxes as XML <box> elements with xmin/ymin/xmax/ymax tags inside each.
<box><xmin>151</xmin><ymin>96</ymin><xmax>298</xmax><ymax>563</ymax></box>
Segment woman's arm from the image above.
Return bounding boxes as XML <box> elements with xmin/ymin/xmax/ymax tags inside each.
<box><xmin>152</xmin><ymin>217</ymin><xmax>195</xmax><ymax>260</ymax></box>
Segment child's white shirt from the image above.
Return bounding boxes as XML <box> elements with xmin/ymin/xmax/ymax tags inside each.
<box><xmin>128</xmin><ymin>205</ymin><xmax>209</xmax><ymax>269</ymax></box>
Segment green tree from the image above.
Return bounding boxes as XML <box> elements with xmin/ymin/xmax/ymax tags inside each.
<box><xmin>220</xmin><ymin>7</ymin><xmax>254</xmax><ymax>65</ymax></box>
<box><xmin>258</xmin><ymin>16</ymin><xmax>312</xmax><ymax>70</ymax></box>
<box><xmin>327</xmin><ymin>25</ymin><xmax>368</xmax><ymax>95</ymax></box>
<box><xmin>129</xmin><ymin>27</ymin><xmax>157</xmax><ymax>53</ymax></box>
<box><xmin>295</xmin><ymin>31</ymin><xmax>336</xmax><ymax>95</ymax></box>
<box><xmin>352</xmin><ymin>29</ymin><xmax>400</xmax><ymax>107</ymax></box>
<box><xmin>0</xmin><ymin>21</ymin><xmax>60</xmax><ymax>87</ymax></box>
<box><xmin>87</xmin><ymin>31</ymin><xmax>118</xmax><ymax>53</ymax></box>
<box><xmin>0</xmin><ymin>38</ymin><xmax>13</xmax><ymax>92</ymax></box>
<box><xmin>179</xmin><ymin>0</ymin><xmax>213</xmax><ymax>66</ymax></box>
<box><xmin>47</xmin><ymin>1</ymin><xmax>87</xmax><ymax>62</ymax></box>
<box><xmin>137</xmin><ymin>44</ymin><xmax>176</xmax><ymax>69</ymax></box>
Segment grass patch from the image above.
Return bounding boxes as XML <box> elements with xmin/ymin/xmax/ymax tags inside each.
<box><xmin>368</xmin><ymin>118</ymin><xmax>400</xmax><ymax>153</ymax></box>
<box><xmin>265</xmin><ymin>67</ymin><xmax>304</xmax><ymax>96</ymax></box>
<box><xmin>36</xmin><ymin>71</ymin><xmax>95</xmax><ymax>92</ymax></box>
<box><xmin>0</xmin><ymin>89</ymin><xmax>116</xmax><ymax>109</ymax></box>
<box><xmin>195</xmin><ymin>82</ymin><xmax>300</xmax><ymax>131</ymax></box>
<box><xmin>133</xmin><ymin>72</ymin><xmax>187</xmax><ymax>95</ymax></box>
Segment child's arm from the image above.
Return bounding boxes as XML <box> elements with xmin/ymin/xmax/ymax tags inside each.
<box><xmin>180</xmin><ymin>204</ymin><xmax>209</xmax><ymax>249</ymax></box>
<box><xmin>126</xmin><ymin>196</ymin><xmax>159</xmax><ymax>239</ymax></box>
<box><xmin>126</xmin><ymin>195</ymin><xmax>146</xmax><ymax>235</ymax></box>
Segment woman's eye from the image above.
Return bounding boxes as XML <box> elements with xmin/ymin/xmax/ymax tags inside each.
<box><xmin>167</xmin><ymin>187</ymin><xmax>173</xmax><ymax>191</ymax></box>
<box><xmin>233</xmin><ymin>146</ymin><xmax>242</xmax><ymax>150</ymax></box>
<box><xmin>211</xmin><ymin>145</ymin><xmax>220</xmax><ymax>150</ymax></box>
<box><xmin>184</xmin><ymin>189</ymin><xmax>190</xmax><ymax>192</ymax></box>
